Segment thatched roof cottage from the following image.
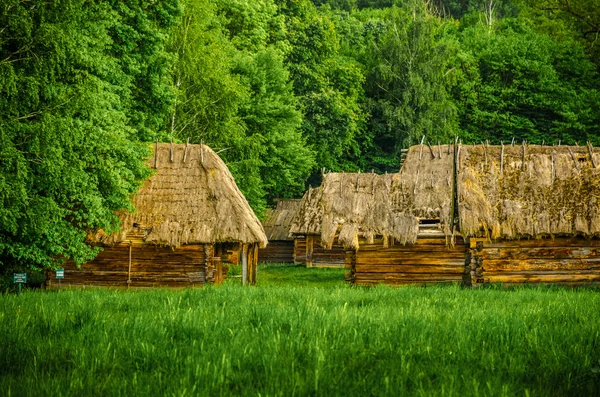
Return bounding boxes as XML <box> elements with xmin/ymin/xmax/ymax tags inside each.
<box><xmin>46</xmin><ymin>143</ymin><xmax>267</xmax><ymax>289</ymax></box>
<box><xmin>259</xmin><ymin>199</ymin><xmax>302</xmax><ymax>263</ymax></box>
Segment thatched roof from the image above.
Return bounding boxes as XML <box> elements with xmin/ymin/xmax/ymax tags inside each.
<box><xmin>459</xmin><ymin>144</ymin><xmax>600</xmax><ymax>240</ymax></box>
<box><xmin>292</xmin><ymin>143</ymin><xmax>600</xmax><ymax>249</ymax></box>
<box><xmin>289</xmin><ymin>172</ymin><xmax>400</xmax><ymax>250</ymax></box>
<box><xmin>93</xmin><ymin>143</ymin><xmax>268</xmax><ymax>248</ymax></box>
<box><xmin>262</xmin><ymin>199</ymin><xmax>302</xmax><ymax>241</ymax></box>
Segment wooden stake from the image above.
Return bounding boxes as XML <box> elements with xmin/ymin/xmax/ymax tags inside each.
<box><xmin>419</xmin><ymin>136</ymin><xmax>425</xmax><ymax>160</ymax></box>
<box><xmin>170</xmin><ymin>138</ymin><xmax>174</xmax><ymax>162</ymax></box>
<box><xmin>154</xmin><ymin>139</ymin><xmax>159</xmax><ymax>169</ymax></box>
<box><xmin>521</xmin><ymin>140</ymin><xmax>526</xmax><ymax>170</ymax></box>
<box><xmin>587</xmin><ymin>141</ymin><xmax>597</xmax><ymax>168</ymax></box>
<box><xmin>427</xmin><ymin>140</ymin><xmax>435</xmax><ymax>159</ymax></box>
<box><xmin>500</xmin><ymin>141</ymin><xmax>504</xmax><ymax>176</ymax></box>
<box><xmin>437</xmin><ymin>141</ymin><xmax>442</xmax><ymax>159</ymax></box>
<box><xmin>567</xmin><ymin>146</ymin><xmax>577</xmax><ymax>166</ymax></box>
<box><xmin>200</xmin><ymin>139</ymin><xmax>204</xmax><ymax>164</ymax></box>
<box><xmin>356</xmin><ymin>170</ymin><xmax>360</xmax><ymax>192</ymax></box>
<box><xmin>511</xmin><ymin>137</ymin><xmax>515</xmax><ymax>146</ymax></box>
<box><xmin>183</xmin><ymin>137</ymin><xmax>189</xmax><ymax>163</ymax></box>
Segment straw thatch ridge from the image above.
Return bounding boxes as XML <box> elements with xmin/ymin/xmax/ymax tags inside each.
<box><xmin>262</xmin><ymin>199</ymin><xmax>302</xmax><ymax>241</ymax></box>
<box><xmin>460</xmin><ymin>144</ymin><xmax>600</xmax><ymax>239</ymax></box>
<box><xmin>92</xmin><ymin>143</ymin><xmax>268</xmax><ymax>248</ymax></box>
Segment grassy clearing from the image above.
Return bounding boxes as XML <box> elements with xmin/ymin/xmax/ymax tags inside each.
<box><xmin>1</xmin><ymin>264</ymin><xmax>599</xmax><ymax>396</ymax></box>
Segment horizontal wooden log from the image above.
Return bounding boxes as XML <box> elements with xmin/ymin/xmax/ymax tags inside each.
<box><xmin>481</xmin><ymin>258</ymin><xmax>600</xmax><ymax>272</ymax></box>
<box><xmin>483</xmin><ymin>238</ymin><xmax>600</xmax><ymax>249</ymax></box>
<box><xmin>354</xmin><ymin>273</ymin><xmax>463</xmax><ymax>282</ymax></box>
<box><xmin>356</xmin><ymin>256</ymin><xmax>464</xmax><ymax>265</ymax></box>
<box><xmin>479</xmin><ymin>247</ymin><xmax>600</xmax><ymax>260</ymax></box>
<box><xmin>355</xmin><ymin>264</ymin><xmax>465</xmax><ymax>274</ymax></box>
<box><xmin>482</xmin><ymin>273</ymin><xmax>600</xmax><ymax>284</ymax></box>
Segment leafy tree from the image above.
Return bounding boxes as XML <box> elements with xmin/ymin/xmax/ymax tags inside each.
<box><xmin>0</xmin><ymin>0</ymin><xmax>178</xmax><ymax>270</ymax></box>
<box><xmin>455</xmin><ymin>16</ymin><xmax>600</xmax><ymax>144</ymax></box>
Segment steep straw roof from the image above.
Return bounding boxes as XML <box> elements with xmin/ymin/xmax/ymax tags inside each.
<box><xmin>262</xmin><ymin>199</ymin><xmax>302</xmax><ymax>241</ymax></box>
<box><xmin>93</xmin><ymin>143</ymin><xmax>268</xmax><ymax>247</ymax></box>
<box><xmin>291</xmin><ymin>143</ymin><xmax>600</xmax><ymax>249</ymax></box>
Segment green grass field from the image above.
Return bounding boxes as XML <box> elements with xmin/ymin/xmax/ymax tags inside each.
<box><xmin>1</xmin><ymin>264</ymin><xmax>599</xmax><ymax>396</ymax></box>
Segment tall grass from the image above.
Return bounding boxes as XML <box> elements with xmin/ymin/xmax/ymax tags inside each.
<box><xmin>1</xmin><ymin>264</ymin><xmax>599</xmax><ymax>396</ymax></box>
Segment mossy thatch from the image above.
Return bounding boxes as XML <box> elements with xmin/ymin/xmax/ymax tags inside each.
<box><xmin>262</xmin><ymin>199</ymin><xmax>302</xmax><ymax>241</ymax></box>
<box><xmin>289</xmin><ymin>172</ymin><xmax>402</xmax><ymax>250</ymax></box>
<box><xmin>292</xmin><ymin>143</ymin><xmax>600</xmax><ymax>250</ymax></box>
<box><xmin>92</xmin><ymin>143</ymin><xmax>268</xmax><ymax>248</ymax></box>
<box><xmin>460</xmin><ymin>144</ymin><xmax>600</xmax><ymax>239</ymax></box>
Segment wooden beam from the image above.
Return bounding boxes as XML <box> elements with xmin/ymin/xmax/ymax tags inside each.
<box><xmin>427</xmin><ymin>140</ymin><xmax>435</xmax><ymax>159</ymax></box>
<box><xmin>588</xmin><ymin>141</ymin><xmax>597</xmax><ymax>168</ymax></box>
<box><xmin>419</xmin><ymin>136</ymin><xmax>425</xmax><ymax>160</ymax></box>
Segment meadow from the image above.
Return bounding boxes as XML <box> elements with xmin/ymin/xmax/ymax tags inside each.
<box><xmin>1</xmin><ymin>264</ymin><xmax>599</xmax><ymax>396</ymax></box>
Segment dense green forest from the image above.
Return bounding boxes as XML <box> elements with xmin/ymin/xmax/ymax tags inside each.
<box><xmin>1</xmin><ymin>0</ymin><xmax>600</xmax><ymax>270</ymax></box>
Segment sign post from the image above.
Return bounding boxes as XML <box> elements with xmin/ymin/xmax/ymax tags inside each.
<box><xmin>13</xmin><ymin>273</ymin><xmax>26</xmax><ymax>294</ymax></box>
<box><xmin>56</xmin><ymin>268</ymin><xmax>64</xmax><ymax>290</ymax></box>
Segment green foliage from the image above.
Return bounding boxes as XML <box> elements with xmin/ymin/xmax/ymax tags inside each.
<box><xmin>455</xmin><ymin>16</ymin><xmax>600</xmax><ymax>144</ymax></box>
<box><xmin>0</xmin><ymin>0</ymin><xmax>178</xmax><ymax>270</ymax></box>
<box><xmin>1</xmin><ymin>282</ymin><xmax>599</xmax><ymax>395</ymax></box>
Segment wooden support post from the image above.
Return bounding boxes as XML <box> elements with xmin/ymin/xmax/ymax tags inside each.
<box><xmin>242</xmin><ymin>244</ymin><xmax>248</xmax><ymax>285</ymax></box>
<box><xmin>170</xmin><ymin>138</ymin><xmax>174</xmax><ymax>162</ymax></box>
<box><xmin>356</xmin><ymin>170</ymin><xmax>360</xmax><ymax>192</ymax></box>
<box><xmin>247</xmin><ymin>244</ymin><xmax>254</xmax><ymax>285</ymax></box>
<box><xmin>306</xmin><ymin>236</ymin><xmax>314</xmax><ymax>268</ymax></box>
<box><xmin>438</xmin><ymin>141</ymin><xmax>442</xmax><ymax>159</ymax></box>
<box><xmin>500</xmin><ymin>141</ymin><xmax>504</xmax><ymax>176</ymax></box>
<box><xmin>521</xmin><ymin>140</ymin><xmax>526</xmax><ymax>170</ymax></box>
<box><xmin>419</xmin><ymin>136</ymin><xmax>425</xmax><ymax>160</ymax></box>
<box><xmin>183</xmin><ymin>138</ymin><xmax>189</xmax><ymax>163</ymax></box>
<box><xmin>511</xmin><ymin>137</ymin><xmax>515</xmax><ymax>146</ymax></box>
<box><xmin>587</xmin><ymin>141</ymin><xmax>597</xmax><ymax>168</ymax></box>
<box><xmin>154</xmin><ymin>139</ymin><xmax>159</xmax><ymax>169</ymax></box>
<box><xmin>127</xmin><ymin>241</ymin><xmax>132</xmax><ymax>289</ymax></box>
<box><xmin>427</xmin><ymin>140</ymin><xmax>435</xmax><ymax>159</ymax></box>
<box><xmin>252</xmin><ymin>243</ymin><xmax>259</xmax><ymax>285</ymax></box>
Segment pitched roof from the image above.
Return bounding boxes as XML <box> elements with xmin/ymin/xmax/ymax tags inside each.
<box><xmin>93</xmin><ymin>143</ymin><xmax>268</xmax><ymax>247</ymax></box>
<box><xmin>262</xmin><ymin>199</ymin><xmax>302</xmax><ymax>241</ymax></box>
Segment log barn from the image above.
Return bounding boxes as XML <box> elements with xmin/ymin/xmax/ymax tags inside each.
<box><xmin>459</xmin><ymin>143</ymin><xmax>600</xmax><ymax>286</ymax></box>
<box><xmin>259</xmin><ymin>199</ymin><xmax>301</xmax><ymax>263</ymax></box>
<box><xmin>45</xmin><ymin>143</ymin><xmax>267</xmax><ymax>289</ymax></box>
<box><xmin>344</xmin><ymin>142</ymin><xmax>600</xmax><ymax>286</ymax></box>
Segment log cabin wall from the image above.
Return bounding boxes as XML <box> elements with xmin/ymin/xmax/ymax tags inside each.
<box><xmin>466</xmin><ymin>237</ymin><xmax>600</xmax><ymax>286</ymax></box>
<box><xmin>305</xmin><ymin>235</ymin><xmax>346</xmax><ymax>268</ymax></box>
<box><xmin>45</xmin><ymin>242</ymin><xmax>215</xmax><ymax>289</ymax></box>
<box><xmin>294</xmin><ymin>236</ymin><xmax>307</xmax><ymax>264</ymax></box>
<box><xmin>349</xmin><ymin>236</ymin><xmax>466</xmax><ymax>286</ymax></box>
<box><xmin>258</xmin><ymin>240</ymin><xmax>295</xmax><ymax>263</ymax></box>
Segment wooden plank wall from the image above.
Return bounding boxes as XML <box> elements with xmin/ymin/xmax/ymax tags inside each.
<box><xmin>45</xmin><ymin>243</ymin><xmax>223</xmax><ymax>289</ymax></box>
<box><xmin>294</xmin><ymin>237</ymin><xmax>307</xmax><ymax>264</ymax></box>
<box><xmin>467</xmin><ymin>237</ymin><xmax>600</xmax><ymax>286</ymax></box>
<box><xmin>350</xmin><ymin>237</ymin><xmax>466</xmax><ymax>286</ymax></box>
<box><xmin>258</xmin><ymin>240</ymin><xmax>295</xmax><ymax>263</ymax></box>
<box><xmin>306</xmin><ymin>235</ymin><xmax>346</xmax><ymax>268</ymax></box>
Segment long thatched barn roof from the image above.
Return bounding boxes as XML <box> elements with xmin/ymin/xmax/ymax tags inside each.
<box><xmin>291</xmin><ymin>143</ymin><xmax>600</xmax><ymax>249</ymax></box>
<box><xmin>262</xmin><ymin>199</ymin><xmax>302</xmax><ymax>241</ymax></box>
<box><xmin>93</xmin><ymin>143</ymin><xmax>268</xmax><ymax>248</ymax></box>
